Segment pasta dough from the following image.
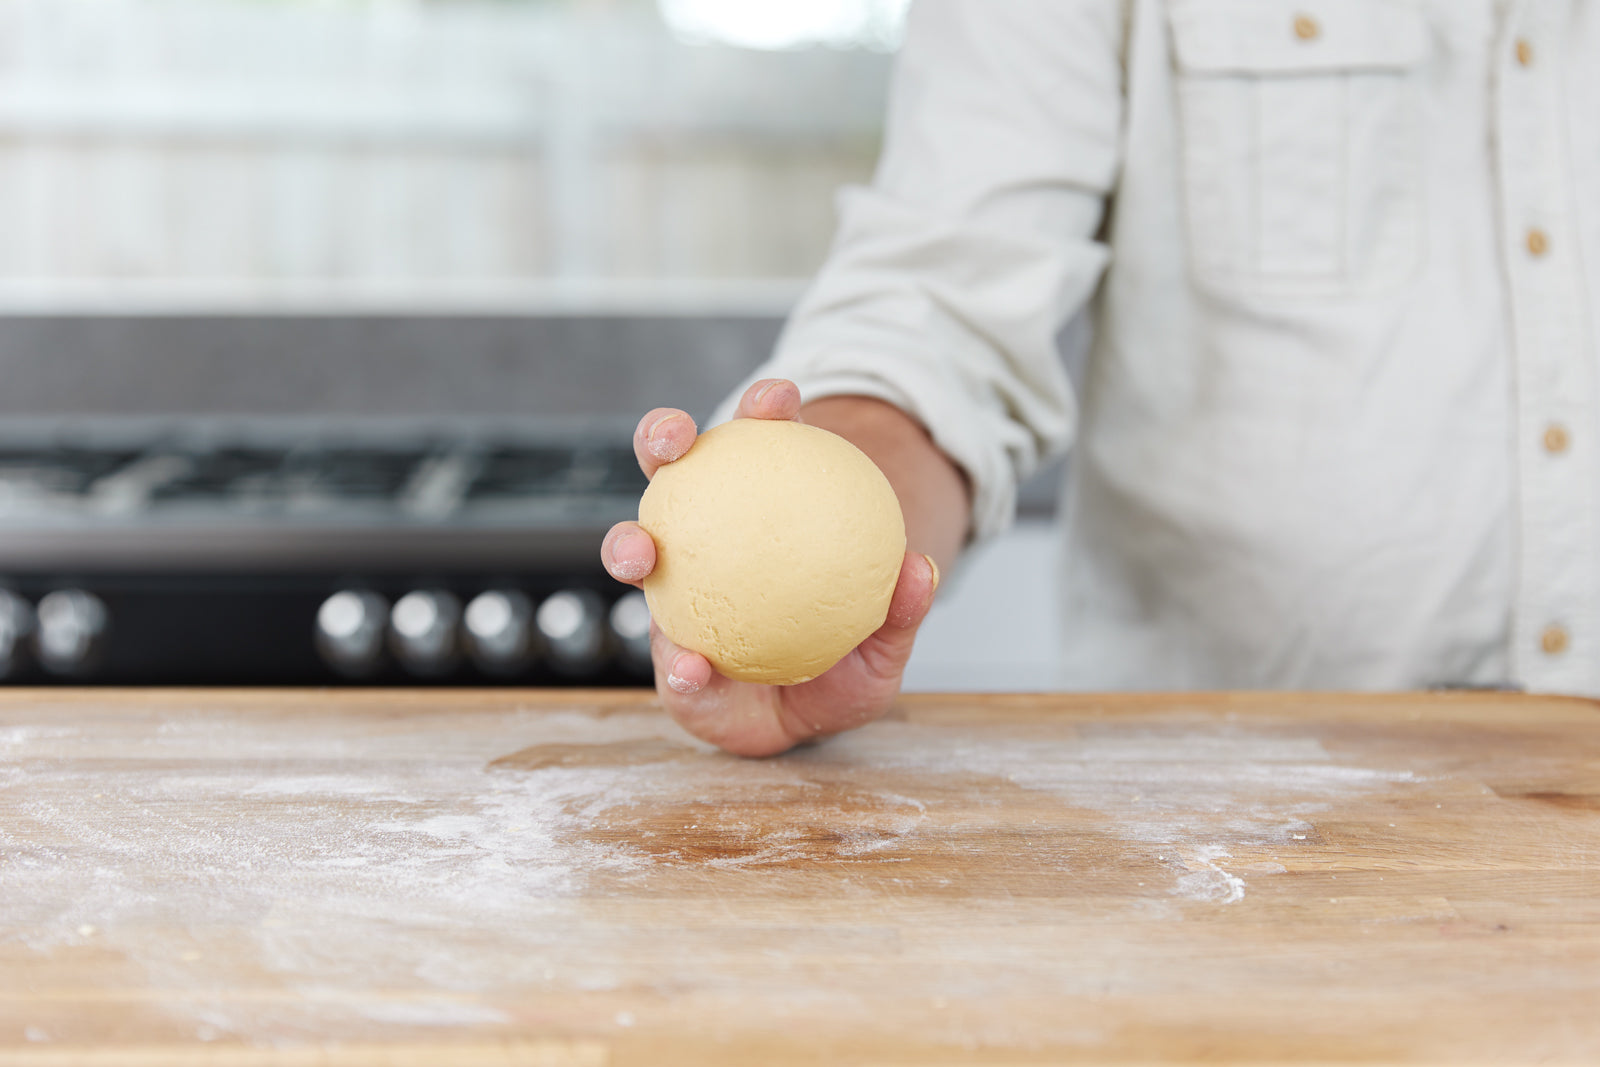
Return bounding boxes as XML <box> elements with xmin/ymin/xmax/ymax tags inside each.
<box><xmin>638</xmin><ymin>419</ymin><xmax>906</xmax><ymax>685</ymax></box>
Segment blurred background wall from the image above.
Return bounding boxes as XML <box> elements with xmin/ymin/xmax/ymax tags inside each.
<box><xmin>0</xmin><ymin>0</ymin><xmax>895</xmax><ymax>298</ymax></box>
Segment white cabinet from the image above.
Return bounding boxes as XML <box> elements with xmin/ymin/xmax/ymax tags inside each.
<box><xmin>904</xmin><ymin>520</ymin><xmax>1062</xmax><ymax>692</ymax></box>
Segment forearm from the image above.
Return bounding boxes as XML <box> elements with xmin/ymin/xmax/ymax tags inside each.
<box><xmin>801</xmin><ymin>395</ymin><xmax>970</xmax><ymax>574</ymax></box>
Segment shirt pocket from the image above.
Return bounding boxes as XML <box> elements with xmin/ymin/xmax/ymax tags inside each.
<box><xmin>1167</xmin><ymin>0</ymin><xmax>1431</xmax><ymax>298</ymax></box>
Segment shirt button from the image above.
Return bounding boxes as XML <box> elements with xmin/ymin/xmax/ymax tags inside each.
<box><xmin>1543</xmin><ymin>424</ymin><xmax>1571</xmax><ymax>454</ymax></box>
<box><xmin>1515</xmin><ymin>38</ymin><xmax>1534</xmax><ymax>66</ymax></box>
<box><xmin>1293</xmin><ymin>14</ymin><xmax>1320</xmax><ymax>40</ymax></box>
<box><xmin>1540</xmin><ymin>625</ymin><xmax>1569</xmax><ymax>656</ymax></box>
<box><xmin>1526</xmin><ymin>228</ymin><xmax>1550</xmax><ymax>257</ymax></box>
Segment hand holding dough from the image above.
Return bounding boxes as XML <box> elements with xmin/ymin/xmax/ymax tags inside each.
<box><xmin>637</xmin><ymin>418</ymin><xmax>907</xmax><ymax>685</ymax></box>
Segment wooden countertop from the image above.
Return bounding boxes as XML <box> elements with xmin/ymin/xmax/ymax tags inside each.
<box><xmin>2</xmin><ymin>689</ymin><xmax>1598</xmax><ymax>1066</ymax></box>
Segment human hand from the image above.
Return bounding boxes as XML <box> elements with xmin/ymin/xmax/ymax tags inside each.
<box><xmin>599</xmin><ymin>378</ymin><xmax>941</xmax><ymax>757</ymax></box>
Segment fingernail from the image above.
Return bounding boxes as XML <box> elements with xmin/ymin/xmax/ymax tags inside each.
<box><xmin>646</xmin><ymin>413</ymin><xmax>686</xmax><ymax>461</ymax></box>
<box><xmin>666</xmin><ymin>654</ymin><xmax>701</xmax><ymax>695</ymax></box>
<box><xmin>922</xmin><ymin>553</ymin><xmax>941</xmax><ymax>594</ymax></box>
<box><xmin>607</xmin><ymin>528</ymin><xmax>649</xmax><ymax>579</ymax></box>
<box><xmin>613</xmin><ymin>561</ymin><xmax>650</xmax><ymax>581</ymax></box>
<box><xmin>752</xmin><ymin>379</ymin><xmax>779</xmax><ymax>405</ymax></box>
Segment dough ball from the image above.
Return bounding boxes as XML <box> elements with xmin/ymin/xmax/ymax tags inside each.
<box><xmin>638</xmin><ymin>418</ymin><xmax>906</xmax><ymax>686</ymax></box>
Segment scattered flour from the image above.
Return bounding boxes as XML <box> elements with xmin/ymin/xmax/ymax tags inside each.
<box><xmin>0</xmin><ymin>701</ymin><xmax>1426</xmax><ymax>1045</ymax></box>
<box><xmin>1173</xmin><ymin>845</ymin><xmax>1248</xmax><ymax>904</ymax></box>
<box><xmin>815</xmin><ymin>720</ymin><xmax>1422</xmax><ymax>905</ymax></box>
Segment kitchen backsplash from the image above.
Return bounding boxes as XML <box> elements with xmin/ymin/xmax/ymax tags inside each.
<box><xmin>0</xmin><ymin>0</ymin><xmax>890</xmax><ymax>291</ymax></box>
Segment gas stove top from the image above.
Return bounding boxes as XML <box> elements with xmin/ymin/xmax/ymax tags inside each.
<box><xmin>0</xmin><ymin>419</ymin><xmax>645</xmax><ymax>570</ymax></box>
<box><xmin>0</xmin><ymin>419</ymin><xmax>652</xmax><ymax>686</ymax></box>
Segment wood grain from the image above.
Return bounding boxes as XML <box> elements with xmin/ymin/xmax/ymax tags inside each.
<box><xmin>1</xmin><ymin>689</ymin><xmax>1597</xmax><ymax>1065</ymax></box>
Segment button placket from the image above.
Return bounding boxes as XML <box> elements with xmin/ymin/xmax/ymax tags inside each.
<box><xmin>1495</xmin><ymin>0</ymin><xmax>1600</xmax><ymax>691</ymax></box>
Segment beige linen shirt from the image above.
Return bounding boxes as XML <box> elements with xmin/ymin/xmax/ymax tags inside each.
<box><xmin>719</xmin><ymin>0</ymin><xmax>1600</xmax><ymax>694</ymax></box>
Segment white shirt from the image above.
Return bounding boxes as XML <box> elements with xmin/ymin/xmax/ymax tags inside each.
<box><xmin>718</xmin><ymin>0</ymin><xmax>1600</xmax><ymax>694</ymax></box>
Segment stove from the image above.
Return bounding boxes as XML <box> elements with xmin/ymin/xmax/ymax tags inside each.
<box><xmin>0</xmin><ymin>419</ymin><xmax>653</xmax><ymax>685</ymax></box>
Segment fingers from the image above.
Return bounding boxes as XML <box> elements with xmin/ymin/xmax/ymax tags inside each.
<box><xmin>854</xmin><ymin>552</ymin><xmax>941</xmax><ymax>681</ymax></box>
<box><xmin>601</xmin><ymin>521</ymin><xmax>656</xmax><ymax>586</ymax></box>
<box><xmin>633</xmin><ymin>408</ymin><xmax>697</xmax><ymax>479</ymax></box>
<box><xmin>666</xmin><ymin>653</ymin><xmax>714</xmax><ymax>697</ymax></box>
<box><xmin>733</xmin><ymin>378</ymin><xmax>803</xmax><ymax>422</ymax></box>
<box><xmin>648</xmin><ymin>622</ymin><xmax>801</xmax><ymax>757</ymax></box>
<box><xmin>646</xmin><ymin>620</ymin><xmax>709</xmax><ymax>694</ymax></box>
<box><xmin>632</xmin><ymin>380</ymin><xmax>800</xmax><ymax>480</ymax></box>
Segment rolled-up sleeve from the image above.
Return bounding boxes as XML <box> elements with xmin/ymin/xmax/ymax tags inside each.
<box><xmin>714</xmin><ymin>0</ymin><xmax>1126</xmax><ymax>542</ymax></box>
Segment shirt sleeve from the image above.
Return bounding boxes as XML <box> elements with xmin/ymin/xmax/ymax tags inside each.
<box><xmin>712</xmin><ymin>0</ymin><xmax>1126</xmax><ymax>542</ymax></box>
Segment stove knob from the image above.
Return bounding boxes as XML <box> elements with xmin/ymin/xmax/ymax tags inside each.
<box><xmin>608</xmin><ymin>591</ymin><xmax>653</xmax><ymax>674</ymax></box>
<box><xmin>388</xmin><ymin>589</ymin><xmax>462</xmax><ymax>676</ymax></box>
<box><xmin>0</xmin><ymin>589</ymin><xmax>35</xmax><ymax>679</ymax></box>
<box><xmin>34</xmin><ymin>589</ymin><xmax>109</xmax><ymax>677</ymax></box>
<box><xmin>462</xmin><ymin>590</ymin><xmax>536</xmax><ymax>676</ymax></box>
<box><xmin>315</xmin><ymin>590</ymin><xmax>389</xmax><ymax>678</ymax></box>
<box><xmin>536</xmin><ymin>589</ymin><xmax>606</xmax><ymax>673</ymax></box>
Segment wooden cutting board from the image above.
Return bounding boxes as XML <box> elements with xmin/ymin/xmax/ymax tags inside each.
<box><xmin>2</xmin><ymin>688</ymin><xmax>1598</xmax><ymax>1066</ymax></box>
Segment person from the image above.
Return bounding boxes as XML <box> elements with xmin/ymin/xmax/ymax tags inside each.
<box><xmin>602</xmin><ymin>0</ymin><xmax>1600</xmax><ymax>755</ymax></box>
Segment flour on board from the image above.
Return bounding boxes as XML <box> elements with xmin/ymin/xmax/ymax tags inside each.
<box><xmin>1</xmin><ymin>703</ymin><xmax>1425</xmax><ymax>1044</ymax></box>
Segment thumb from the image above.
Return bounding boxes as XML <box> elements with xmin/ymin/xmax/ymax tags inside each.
<box><xmin>852</xmin><ymin>552</ymin><xmax>941</xmax><ymax>682</ymax></box>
